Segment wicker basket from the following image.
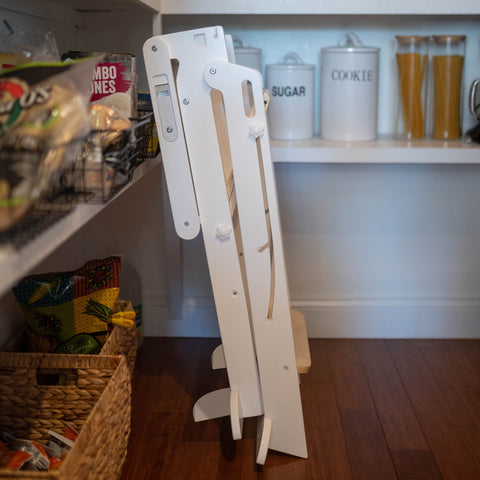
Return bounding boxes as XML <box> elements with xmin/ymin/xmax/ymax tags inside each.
<box><xmin>0</xmin><ymin>353</ymin><xmax>130</xmax><ymax>479</ymax></box>
<box><xmin>2</xmin><ymin>301</ymin><xmax>137</xmax><ymax>375</ymax></box>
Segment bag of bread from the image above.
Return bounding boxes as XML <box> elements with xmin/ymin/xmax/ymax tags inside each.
<box><xmin>0</xmin><ymin>57</ymin><xmax>98</xmax><ymax>230</ymax></box>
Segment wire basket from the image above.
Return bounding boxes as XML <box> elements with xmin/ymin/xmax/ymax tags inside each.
<box><xmin>72</xmin><ymin>113</ymin><xmax>153</xmax><ymax>203</ymax></box>
<box><xmin>0</xmin><ymin>113</ymin><xmax>154</xmax><ymax>249</ymax></box>
<box><xmin>0</xmin><ymin>136</ymin><xmax>85</xmax><ymax>249</ymax></box>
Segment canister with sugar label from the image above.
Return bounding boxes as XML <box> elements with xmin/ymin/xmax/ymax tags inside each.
<box><xmin>320</xmin><ymin>33</ymin><xmax>380</xmax><ymax>141</ymax></box>
<box><xmin>232</xmin><ymin>36</ymin><xmax>262</xmax><ymax>72</ymax></box>
<box><xmin>266</xmin><ymin>52</ymin><xmax>315</xmax><ymax>140</ymax></box>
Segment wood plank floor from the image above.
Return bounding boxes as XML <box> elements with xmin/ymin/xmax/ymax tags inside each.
<box><xmin>120</xmin><ymin>338</ymin><xmax>480</xmax><ymax>480</ymax></box>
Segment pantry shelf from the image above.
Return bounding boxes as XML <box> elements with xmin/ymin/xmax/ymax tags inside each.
<box><xmin>158</xmin><ymin>0</ymin><xmax>479</xmax><ymax>15</ymax></box>
<box><xmin>270</xmin><ymin>136</ymin><xmax>480</xmax><ymax>164</ymax></box>
<box><xmin>0</xmin><ymin>156</ymin><xmax>162</xmax><ymax>299</ymax></box>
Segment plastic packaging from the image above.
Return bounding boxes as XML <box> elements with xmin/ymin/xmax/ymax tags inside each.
<box><xmin>12</xmin><ymin>256</ymin><xmax>122</xmax><ymax>354</ymax></box>
<box><xmin>395</xmin><ymin>35</ymin><xmax>429</xmax><ymax>140</ymax></box>
<box><xmin>0</xmin><ymin>56</ymin><xmax>99</xmax><ymax>230</ymax></box>
<box><xmin>0</xmin><ymin>20</ymin><xmax>59</xmax><ymax>67</ymax></box>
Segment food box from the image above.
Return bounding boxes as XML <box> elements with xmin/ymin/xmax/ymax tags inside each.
<box><xmin>62</xmin><ymin>51</ymin><xmax>137</xmax><ymax>118</ymax></box>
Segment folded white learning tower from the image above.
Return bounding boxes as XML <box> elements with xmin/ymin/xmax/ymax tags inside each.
<box><xmin>143</xmin><ymin>26</ymin><xmax>311</xmax><ymax>465</ymax></box>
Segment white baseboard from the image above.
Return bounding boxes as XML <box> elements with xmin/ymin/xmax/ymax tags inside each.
<box><xmin>143</xmin><ymin>294</ymin><xmax>480</xmax><ymax>338</ymax></box>
<box><xmin>291</xmin><ymin>298</ymin><xmax>480</xmax><ymax>338</ymax></box>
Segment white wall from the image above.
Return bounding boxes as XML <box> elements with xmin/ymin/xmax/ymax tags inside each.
<box><xmin>145</xmin><ymin>163</ymin><xmax>480</xmax><ymax>339</ymax></box>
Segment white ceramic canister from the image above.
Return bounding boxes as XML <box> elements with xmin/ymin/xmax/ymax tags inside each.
<box><xmin>266</xmin><ymin>52</ymin><xmax>315</xmax><ymax>140</ymax></box>
<box><xmin>232</xmin><ymin>36</ymin><xmax>262</xmax><ymax>72</ymax></box>
<box><xmin>320</xmin><ymin>33</ymin><xmax>380</xmax><ymax>141</ymax></box>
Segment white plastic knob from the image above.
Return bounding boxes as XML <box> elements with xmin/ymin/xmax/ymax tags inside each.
<box><xmin>249</xmin><ymin>122</ymin><xmax>265</xmax><ymax>138</ymax></box>
<box><xmin>216</xmin><ymin>224</ymin><xmax>232</xmax><ymax>240</ymax></box>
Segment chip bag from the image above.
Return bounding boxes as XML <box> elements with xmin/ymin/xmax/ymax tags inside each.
<box><xmin>12</xmin><ymin>256</ymin><xmax>121</xmax><ymax>354</ymax></box>
<box><xmin>0</xmin><ymin>56</ymin><xmax>99</xmax><ymax>230</ymax></box>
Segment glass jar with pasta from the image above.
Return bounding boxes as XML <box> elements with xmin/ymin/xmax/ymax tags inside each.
<box><xmin>395</xmin><ymin>35</ymin><xmax>429</xmax><ymax>140</ymax></box>
<box><xmin>431</xmin><ymin>35</ymin><xmax>466</xmax><ymax>140</ymax></box>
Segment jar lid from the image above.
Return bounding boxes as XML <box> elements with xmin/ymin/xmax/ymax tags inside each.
<box><xmin>432</xmin><ymin>35</ymin><xmax>466</xmax><ymax>45</ymax></box>
<box><xmin>321</xmin><ymin>32</ymin><xmax>380</xmax><ymax>54</ymax></box>
<box><xmin>266</xmin><ymin>52</ymin><xmax>314</xmax><ymax>70</ymax></box>
<box><xmin>235</xmin><ymin>47</ymin><xmax>262</xmax><ymax>55</ymax></box>
<box><xmin>395</xmin><ymin>35</ymin><xmax>429</xmax><ymax>45</ymax></box>
<box><xmin>232</xmin><ymin>35</ymin><xmax>262</xmax><ymax>55</ymax></box>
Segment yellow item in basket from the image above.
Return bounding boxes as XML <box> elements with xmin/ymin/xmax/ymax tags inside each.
<box><xmin>111</xmin><ymin>310</ymin><xmax>136</xmax><ymax>328</ymax></box>
<box><xmin>12</xmin><ymin>256</ymin><xmax>121</xmax><ymax>354</ymax></box>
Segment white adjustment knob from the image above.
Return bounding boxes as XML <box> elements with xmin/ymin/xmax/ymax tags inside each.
<box><xmin>249</xmin><ymin>122</ymin><xmax>265</xmax><ymax>138</ymax></box>
<box><xmin>216</xmin><ymin>223</ymin><xmax>232</xmax><ymax>241</ymax></box>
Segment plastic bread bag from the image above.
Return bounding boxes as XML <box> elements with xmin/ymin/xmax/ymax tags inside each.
<box><xmin>12</xmin><ymin>256</ymin><xmax>121</xmax><ymax>354</ymax></box>
<box><xmin>1</xmin><ymin>20</ymin><xmax>60</xmax><ymax>68</ymax></box>
<box><xmin>0</xmin><ymin>56</ymin><xmax>100</xmax><ymax>230</ymax></box>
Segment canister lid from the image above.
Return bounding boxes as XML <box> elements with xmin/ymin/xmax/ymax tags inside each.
<box><xmin>232</xmin><ymin>35</ymin><xmax>262</xmax><ymax>55</ymax></box>
<box><xmin>321</xmin><ymin>32</ymin><xmax>380</xmax><ymax>54</ymax></box>
<box><xmin>395</xmin><ymin>35</ymin><xmax>430</xmax><ymax>45</ymax></box>
<box><xmin>235</xmin><ymin>47</ymin><xmax>262</xmax><ymax>55</ymax></box>
<box><xmin>432</xmin><ymin>34</ymin><xmax>466</xmax><ymax>45</ymax></box>
<box><xmin>266</xmin><ymin>52</ymin><xmax>314</xmax><ymax>70</ymax></box>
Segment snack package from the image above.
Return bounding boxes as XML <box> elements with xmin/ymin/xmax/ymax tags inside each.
<box><xmin>47</xmin><ymin>430</ymin><xmax>73</xmax><ymax>461</ymax></box>
<box><xmin>12</xmin><ymin>256</ymin><xmax>121</xmax><ymax>354</ymax></box>
<box><xmin>0</xmin><ymin>441</ymin><xmax>31</xmax><ymax>470</ymax></box>
<box><xmin>0</xmin><ymin>432</ymin><xmax>50</xmax><ymax>471</ymax></box>
<box><xmin>0</xmin><ymin>57</ymin><xmax>98</xmax><ymax>230</ymax></box>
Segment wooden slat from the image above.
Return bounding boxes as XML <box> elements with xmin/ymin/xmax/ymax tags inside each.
<box><xmin>291</xmin><ymin>309</ymin><xmax>311</xmax><ymax>374</ymax></box>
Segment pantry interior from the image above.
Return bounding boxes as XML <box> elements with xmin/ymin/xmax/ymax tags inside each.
<box><xmin>1</xmin><ymin>0</ymin><xmax>480</xmax><ymax>477</ymax></box>
<box><xmin>1</xmin><ymin>0</ymin><xmax>479</xmax><ymax>346</ymax></box>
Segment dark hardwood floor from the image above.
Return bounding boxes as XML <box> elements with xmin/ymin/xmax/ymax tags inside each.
<box><xmin>120</xmin><ymin>338</ymin><xmax>480</xmax><ymax>480</ymax></box>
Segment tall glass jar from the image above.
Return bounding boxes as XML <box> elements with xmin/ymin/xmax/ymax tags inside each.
<box><xmin>395</xmin><ymin>35</ymin><xmax>429</xmax><ymax>140</ymax></box>
<box><xmin>431</xmin><ymin>35</ymin><xmax>466</xmax><ymax>140</ymax></box>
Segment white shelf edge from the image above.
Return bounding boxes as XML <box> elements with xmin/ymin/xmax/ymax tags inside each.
<box><xmin>270</xmin><ymin>136</ymin><xmax>480</xmax><ymax>164</ymax></box>
<box><xmin>0</xmin><ymin>156</ymin><xmax>162</xmax><ymax>298</ymax></box>
<box><xmin>159</xmin><ymin>0</ymin><xmax>480</xmax><ymax>15</ymax></box>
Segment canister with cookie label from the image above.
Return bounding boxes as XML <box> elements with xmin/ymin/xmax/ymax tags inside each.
<box><xmin>320</xmin><ymin>33</ymin><xmax>380</xmax><ymax>141</ymax></box>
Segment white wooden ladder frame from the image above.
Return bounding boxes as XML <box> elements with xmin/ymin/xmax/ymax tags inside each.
<box><xmin>144</xmin><ymin>26</ymin><xmax>309</xmax><ymax>464</ymax></box>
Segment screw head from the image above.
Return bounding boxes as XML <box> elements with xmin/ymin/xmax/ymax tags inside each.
<box><xmin>209</xmin><ymin>67</ymin><xmax>217</xmax><ymax>74</ymax></box>
<box><xmin>184</xmin><ymin>221</ymin><xmax>190</xmax><ymax>226</ymax></box>
<box><xmin>183</xmin><ymin>98</ymin><xmax>190</xmax><ymax>105</ymax></box>
<box><xmin>166</xmin><ymin>126</ymin><xmax>173</xmax><ymax>133</ymax></box>
<box><xmin>151</xmin><ymin>45</ymin><xmax>158</xmax><ymax>52</ymax></box>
